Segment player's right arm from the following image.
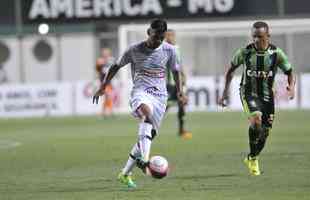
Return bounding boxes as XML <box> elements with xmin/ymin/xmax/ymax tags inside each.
<box><xmin>96</xmin><ymin>58</ymin><xmax>106</xmax><ymax>82</ymax></box>
<box><xmin>93</xmin><ymin>48</ymin><xmax>132</xmax><ymax>104</ymax></box>
<box><xmin>219</xmin><ymin>48</ymin><xmax>244</xmax><ymax>106</ymax></box>
<box><xmin>95</xmin><ymin>58</ymin><xmax>103</xmax><ymax>74</ymax></box>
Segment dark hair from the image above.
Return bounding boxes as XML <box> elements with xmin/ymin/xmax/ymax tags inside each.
<box><xmin>150</xmin><ymin>19</ymin><xmax>167</xmax><ymax>33</ymax></box>
<box><xmin>252</xmin><ymin>21</ymin><xmax>269</xmax><ymax>33</ymax></box>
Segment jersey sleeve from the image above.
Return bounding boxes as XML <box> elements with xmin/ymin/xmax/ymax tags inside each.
<box><xmin>167</xmin><ymin>47</ymin><xmax>180</xmax><ymax>71</ymax></box>
<box><xmin>116</xmin><ymin>47</ymin><xmax>132</xmax><ymax>67</ymax></box>
<box><xmin>175</xmin><ymin>46</ymin><xmax>182</xmax><ymax>66</ymax></box>
<box><xmin>276</xmin><ymin>48</ymin><xmax>292</xmax><ymax>74</ymax></box>
<box><xmin>231</xmin><ymin>48</ymin><xmax>244</xmax><ymax>67</ymax></box>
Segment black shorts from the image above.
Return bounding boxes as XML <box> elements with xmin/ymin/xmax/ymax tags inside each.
<box><xmin>240</xmin><ymin>94</ymin><xmax>275</xmax><ymax>128</ymax></box>
<box><xmin>167</xmin><ymin>84</ymin><xmax>177</xmax><ymax>101</ymax></box>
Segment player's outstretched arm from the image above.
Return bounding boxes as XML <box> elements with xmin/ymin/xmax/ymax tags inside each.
<box><xmin>219</xmin><ymin>64</ymin><xmax>238</xmax><ymax>107</ymax></box>
<box><xmin>93</xmin><ymin>64</ymin><xmax>121</xmax><ymax>104</ymax></box>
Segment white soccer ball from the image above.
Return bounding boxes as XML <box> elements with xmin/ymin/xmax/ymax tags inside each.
<box><xmin>148</xmin><ymin>155</ymin><xmax>169</xmax><ymax>179</ymax></box>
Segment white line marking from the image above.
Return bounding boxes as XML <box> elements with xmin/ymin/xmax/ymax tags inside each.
<box><xmin>0</xmin><ymin>140</ymin><xmax>22</xmax><ymax>149</ymax></box>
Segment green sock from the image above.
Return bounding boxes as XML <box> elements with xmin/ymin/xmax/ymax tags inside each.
<box><xmin>248</xmin><ymin>126</ymin><xmax>259</xmax><ymax>157</ymax></box>
<box><xmin>256</xmin><ymin>127</ymin><xmax>269</xmax><ymax>155</ymax></box>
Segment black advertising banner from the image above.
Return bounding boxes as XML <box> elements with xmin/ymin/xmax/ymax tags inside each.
<box><xmin>0</xmin><ymin>0</ymin><xmax>310</xmax><ymax>25</ymax></box>
<box><xmin>21</xmin><ymin>0</ymin><xmax>279</xmax><ymax>24</ymax></box>
<box><xmin>285</xmin><ymin>0</ymin><xmax>310</xmax><ymax>15</ymax></box>
<box><xmin>0</xmin><ymin>1</ymin><xmax>15</xmax><ymax>25</ymax></box>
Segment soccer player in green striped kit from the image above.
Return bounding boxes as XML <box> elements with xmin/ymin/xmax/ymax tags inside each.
<box><xmin>219</xmin><ymin>21</ymin><xmax>296</xmax><ymax>176</ymax></box>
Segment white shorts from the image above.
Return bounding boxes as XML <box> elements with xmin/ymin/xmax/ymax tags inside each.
<box><xmin>130</xmin><ymin>90</ymin><xmax>167</xmax><ymax>131</ymax></box>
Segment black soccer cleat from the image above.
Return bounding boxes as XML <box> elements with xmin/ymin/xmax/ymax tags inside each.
<box><xmin>136</xmin><ymin>157</ymin><xmax>149</xmax><ymax>174</ymax></box>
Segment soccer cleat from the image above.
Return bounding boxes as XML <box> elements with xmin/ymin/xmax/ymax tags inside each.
<box><xmin>117</xmin><ymin>172</ymin><xmax>137</xmax><ymax>188</ymax></box>
<box><xmin>180</xmin><ymin>131</ymin><xmax>192</xmax><ymax>139</ymax></box>
<box><xmin>136</xmin><ymin>157</ymin><xmax>149</xmax><ymax>174</ymax></box>
<box><xmin>243</xmin><ymin>156</ymin><xmax>261</xmax><ymax>176</ymax></box>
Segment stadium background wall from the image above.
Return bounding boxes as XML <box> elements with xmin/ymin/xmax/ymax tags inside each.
<box><xmin>0</xmin><ymin>74</ymin><xmax>308</xmax><ymax>118</ymax></box>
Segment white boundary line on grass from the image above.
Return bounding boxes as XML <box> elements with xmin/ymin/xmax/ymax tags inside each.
<box><xmin>0</xmin><ymin>140</ymin><xmax>22</xmax><ymax>149</ymax></box>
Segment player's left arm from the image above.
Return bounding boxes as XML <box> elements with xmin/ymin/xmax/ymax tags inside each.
<box><xmin>180</xmin><ymin>70</ymin><xmax>187</xmax><ymax>87</ymax></box>
<box><xmin>172</xmin><ymin>70</ymin><xmax>187</xmax><ymax>105</ymax></box>
<box><xmin>176</xmin><ymin>46</ymin><xmax>186</xmax><ymax>87</ymax></box>
<box><xmin>169</xmin><ymin>48</ymin><xmax>187</xmax><ymax>106</ymax></box>
<box><xmin>277</xmin><ymin>48</ymin><xmax>296</xmax><ymax>99</ymax></box>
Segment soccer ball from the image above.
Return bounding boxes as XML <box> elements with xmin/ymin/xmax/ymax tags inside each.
<box><xmin>148</xmin><ymin>155</ymin><xmax>169</xmax><ymax>179</ymax></box>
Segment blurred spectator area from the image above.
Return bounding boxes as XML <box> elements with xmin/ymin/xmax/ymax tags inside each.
<box><xmin>1</xmin><ymin>0</ymin><xmax>310</xmax><ymax>83</ymax></box>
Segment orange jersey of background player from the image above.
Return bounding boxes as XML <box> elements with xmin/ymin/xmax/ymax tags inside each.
<box><xmin>96</xmin><ymin>48</ymin><xmax>115</xmax><ymax>116</ymax></box>
<box><xmin>96</xmin><ymin>48</ymin><xmax>114</xmax><ymax>82</ymax></box>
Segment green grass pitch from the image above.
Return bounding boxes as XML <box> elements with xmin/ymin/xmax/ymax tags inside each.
<box><xmin>0</xmin><ymin>111</ymin><xmax>309</xmax><ymax>200</ymax></box>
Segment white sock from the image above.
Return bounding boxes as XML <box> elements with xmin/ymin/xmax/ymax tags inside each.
<box><xmin>138</xmin><ymin>122</ymin><xmax>153</xmax><ymax>161</ymax></box>
<box><xmin>122</xmin><ymin>143</ymin><xmax>141</xmax><ymax>175</ymax></box>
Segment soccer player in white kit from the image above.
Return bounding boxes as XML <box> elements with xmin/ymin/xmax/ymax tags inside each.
<box><xmin>93</xmin><ymin>19</ymin><xmax>187</xmax><ymax>188</ymax></box>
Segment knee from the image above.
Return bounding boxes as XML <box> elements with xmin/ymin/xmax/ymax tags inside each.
<box><xmin>137</xmin><ymin>104</ymin><xmax>152</xmax><ymax>119</ymax></box>
<box><xmin>249</xmin><ymin>112</ymin><xmax>262</xmax><ymax>127</ymax></box>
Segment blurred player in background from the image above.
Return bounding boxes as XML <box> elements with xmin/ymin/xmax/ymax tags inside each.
<box><xmin>93</xmin><ymin>19</ymin><xmax>187</xmax><ymax>188</ymax></box>
<box><xmin>165</xmin><ymin>29</ymin><xmax>192</xmax><ymax>139</ymax></box>
<box><xmin>95</xmin><ymin>48</ymin><xmax>115</xmax><ymax>116</ymax></box>
<box><xmin>219</xmin><ymin>21</ymin><xmax>295</xmax><ymax>176</ymax></box>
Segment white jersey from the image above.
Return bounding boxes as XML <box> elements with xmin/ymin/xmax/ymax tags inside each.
<box><xmin>117</xmin><ymin>41</ymin><xmax>180</xmax><ymax>98</ymax></box>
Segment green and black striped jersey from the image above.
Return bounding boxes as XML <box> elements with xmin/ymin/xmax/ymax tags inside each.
<box><xmin>232</xmin><ymin>43</ymin><xmax>292</xmax><ymax>100</ymax></box>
